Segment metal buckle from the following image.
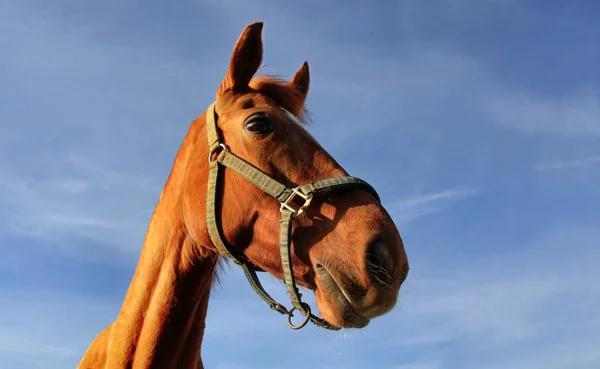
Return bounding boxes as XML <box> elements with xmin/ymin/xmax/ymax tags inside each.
<box><xmin>280</xmin><ymin>187</ymin><xmax>313</xmax><ymax>218</ymax></box>
<box><xmin>208</xmin><ymin>143</ymin><xmax>228</xmax><ymax>163</ymax></box>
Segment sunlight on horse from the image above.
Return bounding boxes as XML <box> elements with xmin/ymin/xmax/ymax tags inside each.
<box><xmin>77</xmin><ymin>22</ymin><xmax>409</xmax><ymax>369</ymax></box>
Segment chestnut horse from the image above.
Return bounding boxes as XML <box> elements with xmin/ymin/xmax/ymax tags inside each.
<box><xmin>77</xmin><ymin>22</ymin><xmax>409</xmax><ymax>369</ymax></box>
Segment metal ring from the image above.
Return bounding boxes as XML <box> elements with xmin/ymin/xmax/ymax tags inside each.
<box><xmin>287</xmin><ymin>303</ymin><xmax>311</xmax><ymax>330</ymax></box>
<box><xmin>208</xmin><ymin>143</ymin><xmax>228</xmax><ymax>163</ymax></box>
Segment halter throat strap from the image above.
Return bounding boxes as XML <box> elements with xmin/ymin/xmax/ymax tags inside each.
<box><xmin>204</xmin><ymin>103</ymin><xmax>380</xmax><ymax>330</ymax></box>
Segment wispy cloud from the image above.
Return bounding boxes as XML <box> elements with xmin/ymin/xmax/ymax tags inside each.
<box><xmin>0</xmin><ymin>153</ymin><xmax>157</xmax><ymax>256</ymax></box>
<box><xmin>366</xmin><ymin>225</ymin><xmax>600</xmax><ymax>369</ymax></box>
<box><xmin>478</xmin><ymin>339</ymin><xmax>600</xmax><ymax>369</ymax></box>
<box><xmin>388</xmin><ymin>189</ymin><xmax>481</xmax><ymax>224</ymax></box>
<box><xmin>0</xmin><ymin>333</ymin><xmax>76</xmax><ymax>367</ymax></box>
<box><xmin>0</xmin><ymin>289</ymin><xmax>119</xmax><ymax>369</ymax></box>
<box><xmin>485</xmin><ymin>92</ymin><xmax>600</xmax><ymax>137</ymax></box>
<box><xmin>394</xmin><ymin>361</ymin><xmax>441</xmax><ymax>369</ymax></box>
<box><xmin>396</xmin><ymin>189</ymin><xmax>480</xmax><ymax>207</ymax></box>
<box><xmin>535</xmin><ymin>154</ymin><xmax>600</xmax><ymax>171</ymax></box>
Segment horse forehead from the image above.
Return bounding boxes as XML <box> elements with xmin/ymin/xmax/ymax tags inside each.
<box><xmin>281</xmin><ymin>107</ymin><xmax>301</xmax><ymax>125</ymax></box>
<box><xmin>281</xmin><ymin>107</ymin><xmax>318</xmax><ymax>141</ymax></box>
<box><xmin>228</xmin><ymin>98</ymin><xmax>304</xmax><ymax>127</ymax></box>
<box><xmin>226</xmin><ymin>95</ymin><xmax>279</xmax><ymax>115</ymax></box>
<box><xmin>234</xmin><ymin>93</ymin><xmax>270</xmax><ymax>107</ymax></box>
<box><xmin>225</xmin><ymin>97</ymin><xmax>316</xmax><ymax>140</ymax></box>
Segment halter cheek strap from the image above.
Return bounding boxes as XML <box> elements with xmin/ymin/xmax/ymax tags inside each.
<box><xmin>204</xmin><ymin>103</ymin><xmax>380</xmax><ymax>330</ymax></box>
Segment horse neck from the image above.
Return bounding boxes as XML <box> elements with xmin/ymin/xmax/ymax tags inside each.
<box><xmin>106</xmin><ymin>114</ymin><xmax>217</xmax><ymax>369</ymax></box>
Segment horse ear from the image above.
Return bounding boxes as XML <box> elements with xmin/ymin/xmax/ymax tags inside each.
<box><xmin>218</xmin><ymin>22</ymin><xmax>264</xmax><ymax>95</ymax></box>
<box><xmin>289</xmin><ymin>61</ymin><xmax>310</xmax><ymax>104</ymax></box>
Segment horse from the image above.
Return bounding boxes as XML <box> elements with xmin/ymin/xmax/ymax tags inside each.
<box><xmin>77</xmin><ymin>22</ymin><xmax>409</xmax><ymax>369</ymax></box>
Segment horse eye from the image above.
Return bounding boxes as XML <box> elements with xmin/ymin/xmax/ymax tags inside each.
<box><xmin>245</xmin><ymin>118</ymin><xmax>273</xmax><ymax>135</ymax></box>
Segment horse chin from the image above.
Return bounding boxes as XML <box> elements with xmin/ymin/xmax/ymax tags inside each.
<box><xmin>314</xmin><ymin>265</ymin><xmax>371</xmax><ymax>329</ymax></box>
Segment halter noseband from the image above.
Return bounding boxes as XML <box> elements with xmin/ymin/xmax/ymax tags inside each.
<box><xmin>204</xmin><ymin>103</ymin><xmax>380</xmax><ymax>330</ymax></box>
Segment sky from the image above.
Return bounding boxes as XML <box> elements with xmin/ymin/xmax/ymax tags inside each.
<box><xmin>1</xmin><ymin>0</ymin><xmax>599</xmax><ymax>368</ymax></box>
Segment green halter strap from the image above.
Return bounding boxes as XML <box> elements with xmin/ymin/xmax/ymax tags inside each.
<box><xmin>204</xmin><ymin>103</ymin><xmax>380</xmax><ymax>330</ymax></box>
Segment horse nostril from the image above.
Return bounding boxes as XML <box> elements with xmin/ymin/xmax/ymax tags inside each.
<box><xmin>366</xmin><ymin>240</ymin><xmax>395</xmax><ymax>286</ymax></box>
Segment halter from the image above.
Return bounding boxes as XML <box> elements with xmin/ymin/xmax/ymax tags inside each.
<box><xmin>204</xmin><ymin>103</ymin><xmax>380</xmax><ymax>330</ymax></box>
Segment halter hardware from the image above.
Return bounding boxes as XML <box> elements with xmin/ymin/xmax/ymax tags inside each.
<box><xmin>280</xmin><ymin>187</ymin><xmax>313</xmax><ymax>218</ymax></box>
<box><xmin>203</xmin><ymin>103</ymin><xmax>380</xmax><ymax>331</ymax></box>
<box><xmin>288</xmin><ymin>303</ymin><xmax>312</xmax><ymax>330</ymax></box>
<box><xmin>208</xmin><ymin>143</ymin><xmax>228</xmax><ymax>163</ymax></box>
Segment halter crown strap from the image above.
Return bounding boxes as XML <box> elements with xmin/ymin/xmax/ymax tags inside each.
<box><xmin>204</xmin><ymin>103</ymin><xmax>380</xmax><ymax>330</ymax></box>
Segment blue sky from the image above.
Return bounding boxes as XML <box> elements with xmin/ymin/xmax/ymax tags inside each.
<box><xmin>1</xmin><ymin>0</ymin><xmax>599</xmax><ymax>368</ymax></box>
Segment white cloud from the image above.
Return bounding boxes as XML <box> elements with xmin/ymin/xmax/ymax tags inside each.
<box><xmin>535</xmin><ymin>154</ymin><xmax>600</xmax><ymax>171</ymax></box>
<box><xmin>0</xmin><ymin>289</ymin><xmax>119</xmax><ymax>369</ymax></box>
<box><xmin>387</xmin><ymin>189</ymin><xmax>481</xmax><ymax>224</ymax></box>
<box><xmin>0</xmin><ymin>155</ymin><xmax>156</xmax><ymax>257</ymax></box>
<box><xmin>365</xmin><ymin>225</ymin><xmax>600</xmax><ymax>369</ymax></box>
<box><xmin>485</xmin><ymin>92</ymin><xmax>600</xmax><ymax>137</ymax></box>
<box><xmin>478</xmin><ymin>338</ymin><xmax>600</xmax><ymax>369</ymax></box>
<box><xmin>396</xmin><ymin>189</ymin><xmax>479</xmax><ymax>207</ymax></box>
<box><xmin>0</xmin><ymin>335</ymin><xmax>75</xmax><ymax>359</ymax></box>
<box><xmin>394</xmin><ymin>361</ymin><xmax>442</xmax><ymax>369</ymax></box>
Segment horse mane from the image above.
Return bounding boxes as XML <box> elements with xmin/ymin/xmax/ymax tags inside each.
<box><xmin>249</xmin><ymin>73</ymin><xmax>313</xmax><ymax>125</ymax></box>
